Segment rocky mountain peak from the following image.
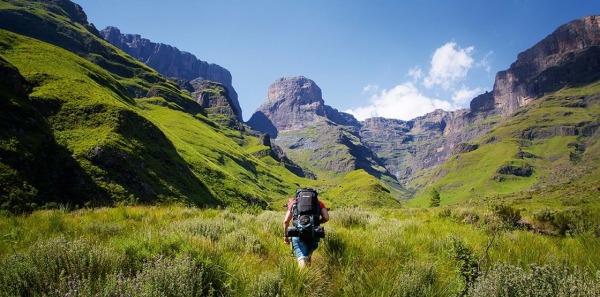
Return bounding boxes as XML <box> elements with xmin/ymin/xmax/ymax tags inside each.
<box><xmin>248</xmin><ymin>76</ymin><xmax>357</xmax><ymax>138</ymax></box>
<box><xmin>266</xmin><ymin>76</ymin><xmax>324</xmax><ymax>106</ymax></box>
<box><xmin>473</xmin><ymin>15</ymin><xmax>600</xmax><ymax>115</ymax></box>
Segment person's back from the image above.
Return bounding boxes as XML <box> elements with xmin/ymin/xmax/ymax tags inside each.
<box><xmin>283</xmin><ymin>188</ymin><xmax>329</xmax><ymax>268</ymax></box>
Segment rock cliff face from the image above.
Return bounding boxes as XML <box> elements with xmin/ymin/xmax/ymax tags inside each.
<box><xmin>100</xmin><ymin>26</ymin><xmax>242</xmax><ymax>121</ymax></box>
<box><xmin>247</xmin><ymin>76</ymin><xmax>358</xmax><ymax>138</ymax></box>
<box><xmin>247</xmin><ymin>76</ymin><xmax>396</xmax><ymax>185</ymax></box>
<box><xmin>473</xmin><ymin>15</ymin><xmax>600</xmax><ymax>115</ymax></box>
<box><xmin>188</xmin><ymin>79</ymin><xmax>244</xmax><ymax>130</ymax></box>
<box><xmin>360</xmin><ymin>108</ymin><xmax>496</xmax><ymax>184</ymax></box>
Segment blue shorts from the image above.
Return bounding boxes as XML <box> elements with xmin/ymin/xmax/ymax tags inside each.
<box><xmin>291</xmin><ymin>237</ymin><xmax>320</xmax><ymax>260</ymax></box>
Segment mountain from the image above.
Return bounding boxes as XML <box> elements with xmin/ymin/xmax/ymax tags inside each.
<box><xmin>247</xmin><ymin>76</ymin><xmax>408</xmax><ymax>201</ymax></box>
<box><xmin>247</xmin><ymin>16</ymin><xmax>600</xmax><ymax>206</ymax></box>
<box><xmin>0</xmin><ymin>0</ymin><xmax>314</xmax><ymax>212</ymax></box>
<box><xmin>1</xmin><ymin>0</ymin><xmax>598</xmax><ymax>211</ymax></box>
<box><xmin>361</xmin><ymin>16</ymin><xmax>600</xmax><ymax>191</ymax></box>
<box><xmin>100</xmin><ymin>26</ymin><xmax>243</xmax><ymax>123</ymax></box>
<box><xmin>405</xmin><ymin>16</ymin><xmax>600</xmax><ymax>205</ymax></box>
<box><xmin>472</xmin><ymin>16</ymin><xmax>600</xmax><ymax>115</ymax></box>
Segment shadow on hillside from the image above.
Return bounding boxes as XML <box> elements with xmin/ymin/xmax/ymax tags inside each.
<box><xmin>84</xmin><ymin>108</ymin><xmax>219</xmax><ymax>207</ymax></box>
<box><xmin>246</xmin><ymin>111</ymin><xmax>279</xmax><ymax>138</ymax></box>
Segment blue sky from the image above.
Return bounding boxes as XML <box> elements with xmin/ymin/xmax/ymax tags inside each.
<box><xmin>75</xmin><ymin>0</ymin><xmax>599</xmax><ymax>121</ymax></box>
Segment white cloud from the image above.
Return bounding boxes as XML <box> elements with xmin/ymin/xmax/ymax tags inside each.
<box><xmin>424</xmin><ymin>42</ymin><xmax>475</xmax><ymax>90</ymax></box>
<box><xmin>346</xmin><ymin>82</ymin><xmax>453</xmax><ymax>121</ymax></box>
<box><xmin>477</xmin><ymin>50</ymin><xmax>494</xmax><ymax>74</ymax></box>
<box><xmin>362</xmin><ymin>84</ymin><xmax>380</xmax><ymax>95</ymax></box>
<box><xmin>452</xmin><ymin>85</ymin><xmax>482</xmax><ymax>105</ymax></box>
<box><xmin>347</xmin><ymin>42</ymin><xmax>491</xmax><ymax>121</ymax></box>
<box><xmin>408</xmin><ymin>66</ymin><xmax>423</xmax><ymax>82</ymax></box>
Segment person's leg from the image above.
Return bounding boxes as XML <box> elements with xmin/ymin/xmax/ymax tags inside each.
<box><xmin>305</xmin><ymin>239</ymin><xmax>319</xmax><ymax>266</ymax></box>
<box><xmin>292</xmin><ymin>238</ymin><xmax>320</xmax><ymax>268</ymax></box>
<box><xmin>292</xmin><ymin>237</ymin><xmax>311</xmax><ymax>268</ymax></box>
<box><xmin>298</xmin><ymin>258</ymin><xmax>308</xmax><ymax>268</ymax></box>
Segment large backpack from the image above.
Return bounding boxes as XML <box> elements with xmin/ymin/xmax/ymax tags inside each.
<box><xmin>291</xmin><ymin>188</ymin><xmax>322</xmax><ymax>240</ymax></box>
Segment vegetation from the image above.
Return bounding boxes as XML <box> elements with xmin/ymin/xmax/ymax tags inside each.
<box><xmin>1</xmin><ymin>1</ymin><xmax>600</xmax><ymax>295</ymax></box>
<box><xmin>429</xmin><ymin>187</ymin><xmax>441</xmax><ymax>207</ymax></box>
<box><xmin>0</xmin><ymin>206</ymin><xmax>598</xmax><ymax>296</ymax></box>
<box><xmin>410</xmin><ymin>82</ymin><xmax>600</xmax><ymax>207</ymax></box>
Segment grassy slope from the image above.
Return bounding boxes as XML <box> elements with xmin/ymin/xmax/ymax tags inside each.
<box><xmin>275</xmin><ymin>122</ymin><xmax>405</xmax><ymax>206</ymax></box>
<box><xmin>409</xmin><ymin>82</ymin><xmax>600</xmax><ymax>208</ymax></box>
<box><xmin>0</xmin><ymin>1</ymin><xmax>312</xmax><ymax>210</ymax></box>
<box><xmin>0</xmin><ymin>29</ymin><xmax>219</xmax><ymax>207</ymax></box>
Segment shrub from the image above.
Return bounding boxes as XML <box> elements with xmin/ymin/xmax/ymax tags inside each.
<box><xmin>532</xmin><ymin>207</ymin><xmax>555</xmax><ymax>224</ymax></box>
<box><xmin>488</xmin><ymin>204</ymin><xmax>521</xmax><ymax>229</ymax></box>
<box><xmin>104</xmin><ymin>255</ymin><xmax>227</xmax><ymax>297</ymax></box>
<box><xmin>0</xmin><ymin>236</ymin><xmax>121</xmax><ymax>296</ymax></box>
<box><xmin>452</xmin><ymin>208</ymin><xmax>480</xmax><ymax>224</ymax></box>
<box><xmin>249</xmin><ymin>271</ymin><xmax>283</xmax><ymax>297</ymax></box>
<box><xmin>469</xmin><ymin>263</ymin><xmax>600</xmax><ymax>296</ymax></box>
<box><xmin>438</xmin><ymin>207</ymin><xmax>452</xmax><ymax>218</ymax></box>
<box><xmin>553</xmin><ymin>208</ymin><xmax>598</xmax><ymax>236</ymax></box>
<box><xmin>331</xmin><ymin>208</ymin><xmax>371</xmax><ymax>228</ymax></box>
<box><xmin>448</xmin><ymin>237</ymin><xmax>480</xmax><ymax>295</ymax></box>
<box><xmin>429</xmin><ymin>188</ymin><xmax>441</xmax><ymax>207</ymax></box>
<box><xmin>219</xmin><ymin>229</ymin><xmax>265</xmax><ymax>256</ymax></box>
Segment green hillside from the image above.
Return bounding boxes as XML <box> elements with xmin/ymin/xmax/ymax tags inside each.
<box><xmin>0</xmin><ymin>0</ymin><xmax>399</xmax><ymax>212</ymax></box>
<box><xmin>0</xmin><ymin>0</ymin><xmax>303</xmax><ymax>212</ymax></box>
<box><xmin>410</xmin><ymin>82</ymin><xmax>600</xmax><ymax>208</ymax></box>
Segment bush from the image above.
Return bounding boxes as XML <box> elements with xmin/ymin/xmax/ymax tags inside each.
<box><xmin>532</xmin><ymin>207</ymin><xmax>600</xmax><ymax>236</ymax></box>
<box><xmin>102</xmin><ymin>255</ymin><xmax>228</xmax><ymax>297</ymax></box>
<box><xmin>469</xmin><ymin>263</ymin><xmax>600</xmax><ymax>296</ymax></box>
<box><xmin>331</xmin><ymin>208</ymin><xmax>371</xmax><ymax>228</ymax></box>
<box><xmin>448</xmin><ymin>237</ymin><xmax>480</xmax><ymax>294</ymax></box>
<box><xmin>488</xmin><ymin>204</ymin><xmax>521</xmax><ymax>229</ymax></box>
<box><xmin>249</xmin><ymin>271</ymin><xmax>283</xmax><ymax>297</ymax></box>
<box><xmin>219</xmin><ymin>229</ymin><xmax>265</xmax><ymax>256</ymax></box>
<box><xmin>429</xmin><ymin>188</ymin><xmax>441</xmax><ymax>207</ymax></box>
<box><xmin>0</xmin><ymin>236</ymin><xmax>121</xmax><ymax>296</ymax></box>
<box><xmin>453</xmin><ymin>208</ymin><xmax>480</xmax><ymax>224</ymax></box>
<box><xmin>553</xmin><ymin>208</ymin><xmax>598</xmax><ymax>236</ymax></box>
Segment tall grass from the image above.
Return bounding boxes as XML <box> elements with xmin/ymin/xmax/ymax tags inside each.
<box><xmin>0</xmin><ymin>205</ymin><xmax>598</xmax><ymax>296</ymax></box>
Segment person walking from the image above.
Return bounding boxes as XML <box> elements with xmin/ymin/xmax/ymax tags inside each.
<box><xmin>283</xmin><ymin>188</ymin><xmax>329</xmax><ymax>268</ymax></box>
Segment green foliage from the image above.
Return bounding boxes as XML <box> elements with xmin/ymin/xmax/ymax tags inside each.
<box><xmin>0</xmin><ymin>206</ymin><xmax>598</xmax><ymax>296</ymax></box>
<box><xmin>448</xmin><ymin>237</ymin><xmax>480</xmax><ymax>294</ymax></box>
<box><xmin>489</xmin><ymin>204</ymin><xmax>522</xmax><ymax>229</ymax></box>
<box><xmin>429</xmin><ymin>187</ymin><xmax>441</xmax><ymax>207</ymax></box>
<box><xmin>532</xmin><ymin>207</ymin><xmax>600</xmax><ymax>236</ymax></box>
<box><xmin>410</xmin><ymin>82</ymin><xmax>600</xmax><ymax>206</ymax></box>
<box><xmin>469</xmin><ymin>263</ymin><xmax>600</xmax><ymax>297</ymax></box>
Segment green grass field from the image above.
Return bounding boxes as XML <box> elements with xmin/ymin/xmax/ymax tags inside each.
<box><xmin>0</xmin><ymin>205</ymin><xmax>598</xmax><ymax>296</ymax></box>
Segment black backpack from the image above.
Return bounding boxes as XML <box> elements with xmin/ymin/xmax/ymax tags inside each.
<box><xmin>291</xmin><ymin>188</ymin><xmax>324</xmax><ymax>240</ymax></box>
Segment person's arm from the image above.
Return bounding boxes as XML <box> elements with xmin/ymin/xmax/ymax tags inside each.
<box><xmin>320</xmin><ymin>206</ymin><xmax>329</xmax><ymax>224</ymax></box>
<box><xmin>283</xmin><ymin>209</ymin><xmax>293</xmax><ymax>244</ymax></box>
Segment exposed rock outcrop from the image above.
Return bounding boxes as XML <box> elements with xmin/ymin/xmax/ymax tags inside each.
<box><xmin>248</xmin><ymin>76</ymin><xmax>398</xmax><ymax>187</ymax></box>
<box><xmin>100</xmin><ymin>26</ymin><xmax>242</xmax><ymax>121</ymax></box>
<box><xmin>251</xmin><ymin>134</ymin><xmax>316</xmax><ymax>179</ymax></box>
<box><xmin>472</xmin><ymin>15</ymin><xmax>600</xmax><ymax>115</ymax></box>
<box><xmin>188</xmin><ymin>79</ymin><xmax>244</xmax><ymax>130</ymax></box>
<box><xmin>247</xmin><ymin>76</ymin><xmax>359</xmax><ymax>138</ymax></box>
<box><xmin>359</xmin><ymin>108</ymin><xmax>496</xmax><ymax>184</ymax></box>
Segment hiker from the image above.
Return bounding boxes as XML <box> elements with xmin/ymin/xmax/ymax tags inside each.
<box><xmin>283</xmin><ymin>188</ymin><xmax>329</xmax><ymax>268</ymax></box>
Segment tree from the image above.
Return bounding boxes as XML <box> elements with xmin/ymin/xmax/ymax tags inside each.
<box><xmin>429</xmin><ymin>187</ymin><xmax>441</xmax><ymax>207</ymax></box>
